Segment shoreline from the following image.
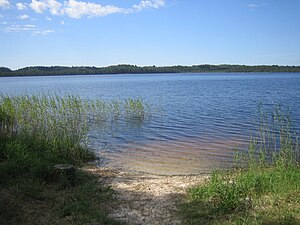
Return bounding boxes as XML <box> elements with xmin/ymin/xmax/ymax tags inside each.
<box><xmin>1</xmin><ymin>71</ymin><xmax>300</xmax><ymax>78</ymax></box>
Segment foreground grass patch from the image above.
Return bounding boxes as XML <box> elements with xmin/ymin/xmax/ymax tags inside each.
<box><xmin>181</xmin><ymin>165</ymin><xmax>300</xmax><ymax>224</ymax></box>
<box><xmin>180</xmin><ymin>105</ymin><xmax>300</xmax><ymax>225</ymax></box>
<box><xmin>0</xmin><ymin>172</ymin><xmax>121</xmax><ymax>225</ymax></box>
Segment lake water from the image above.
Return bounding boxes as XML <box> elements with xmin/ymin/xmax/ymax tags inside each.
<box><xmin>1</xmin><ymin>73</ymin><xmax>300</xmax><ymax>175</ymax></box>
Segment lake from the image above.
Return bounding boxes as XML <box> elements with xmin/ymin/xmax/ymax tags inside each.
<box><xmin>1</xmin><ymin>73</ymin><xmax>300</xmax><ymax>175</ymax></box>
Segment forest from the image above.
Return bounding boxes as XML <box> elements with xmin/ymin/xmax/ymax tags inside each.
<box><xmin>1</xmin><ymin>64</ymin><xmax>300</xmax><ymax>76</ymax></box>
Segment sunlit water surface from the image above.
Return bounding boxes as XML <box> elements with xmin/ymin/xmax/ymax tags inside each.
<box><xmin>1</xmin><ymin>73</ymin><xmax>300</xmax><ymax>175</ymax></box>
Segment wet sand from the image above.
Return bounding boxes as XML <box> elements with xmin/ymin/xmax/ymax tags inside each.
<box><xmin>99</xmin><ymin>137</ymin><xmax>245</xmax><ymax>175</ymax></box>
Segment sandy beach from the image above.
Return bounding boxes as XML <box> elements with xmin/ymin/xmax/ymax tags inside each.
<box><xmin>84</xmin><ymin>166</ymin><xmax>209</xmax><ymax>225</ymax></box>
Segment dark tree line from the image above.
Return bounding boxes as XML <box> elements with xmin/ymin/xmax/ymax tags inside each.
<box><xmin>1</xmin><ymin>64</ymin><xmax>300</xmax><ymax>77</ymax></box>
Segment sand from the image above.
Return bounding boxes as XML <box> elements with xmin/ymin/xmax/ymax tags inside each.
<box><xmin>84</xmin><ymin>167</ymin><xmax>209</xmax><ymax>225</ymax></box>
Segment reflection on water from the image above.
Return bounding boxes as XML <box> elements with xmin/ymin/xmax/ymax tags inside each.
<box><xmin>1</xmin><ymin>73</ymin><xmax>300</xmax><ymax>175</ymax></box>
<box><xmin>101</xmin><ymin>137</ymin><xmax>247</xmax><ymax>175</ymax></box>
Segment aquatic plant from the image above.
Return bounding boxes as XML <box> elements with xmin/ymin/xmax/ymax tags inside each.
<box><xmin>234</xmin><ymin>103</ymin><xmax>300</xmax><ymax>168</ymax></box>
<box><xmin>0</xmin><ymin>94</ymin><xmax>150</xmax><ymax>165</ymax></box>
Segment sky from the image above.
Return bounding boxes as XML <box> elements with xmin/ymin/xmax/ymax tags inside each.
<box><xmin>0</xmin><ymin>0</ymin><xmax>300</xmax><ymax>69</ymax></box>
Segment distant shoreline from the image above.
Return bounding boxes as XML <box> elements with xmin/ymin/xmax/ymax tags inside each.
<box><xmin>1</xmin><ymin>64</ymin><xmax>300</xmax><ymax>77</ymax></box>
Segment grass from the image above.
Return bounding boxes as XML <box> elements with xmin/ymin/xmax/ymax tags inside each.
<box><xmin>0</xmin><ymin>172</ymin><xmax>121</xmax><ymax>225</ymax></box>
<box><xmin>0</xmin><ymin>94</ymin><xmax>149</xmax><ymax>225</ymax></box>
<box><xmin>180</xmin><ymin>104</ymin><xmax>300</xmax><ymax>225</ymax></box>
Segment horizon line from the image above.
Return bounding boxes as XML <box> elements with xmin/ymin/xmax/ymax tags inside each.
<box><xmin>3</xmin><ymin>63</ymin><xmax>300</xmax><ymax>71</ymax></box>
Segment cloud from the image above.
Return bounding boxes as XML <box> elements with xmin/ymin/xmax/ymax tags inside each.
<box><xmin>0</xmin><ymin>0</ymin><xmax>10</xmax><ymax>9</ymax></box>
<box><xmin>28</xmin><ymin>0</ymin><xmax>165</xmax><ymax>19</ymax></box>
<box><xmin>33</xmin><ymin>29</ymin><xmax>54</xmax><ymax>35</ymax></box>
<box><xmin>25</xmin><ymin>24</ymin><xmax>36</xmax><ymax>28</ymax></box>
<box><xmin>133</xmin><ymin>0</ymin><xmax>165</xmax><ymax>12</ymax></box>
<box><xmin>47</xmin><ymin>0</ymin><xmax>62</xmax><ymax>15</ymax></box>
<box><xmin>16</xmin><ymin>2</ymin><xmax>27</xmax><ymax>10</ymax></box>
<box><xmin>30</xmin><ymin>0</ymin><xmax>47</xmax><ymax>13</ymax></box>
<box><xmin>17</xmin><ymin>14</ymin><xmax>30</xmax><ymax>20</ymax></box>
<box><xmin>30</xmin><ymin>0</ymin><xmax>62</xmax><ymax>15</ymax></box>
<box><xmin>4</xmin><ymin>23</ymin><xmax>55</xmax><ymax>35</ymax></box>
<box><xmin>4</xmin><ymin>24</ymin><xmax>36</xmax><ymax>32</ymax></box>
<box><xmin>63</xmin><ymin>0</ymin><xmax>125</xmax><ymax>18</ymax></box>
<box><xmin>247</xmin><ymin>4</ymin><xmax>258</xmax><ymax>8</ymax></box>
<box><xmin>247</xmin><ymin>3</ymin><xmax>267</xmax><ymax>8</ymax></box>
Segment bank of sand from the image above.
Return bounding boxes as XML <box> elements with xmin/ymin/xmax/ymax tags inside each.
<box><xmin>84</xmin><ymin>167</ymin><xmax>209</xmax><ymax>225</ymax></box>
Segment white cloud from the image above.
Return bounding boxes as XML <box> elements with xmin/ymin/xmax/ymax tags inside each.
<box><xmin>24</xmin><ymin>24</ymin><xmax>36</xmax><ymax>28</ymax></box>
<box><xmin>4</xmin><ymin>24</ymin><xmax>36</xmax><ymax>32</ymax></box>
<box><xmin>63</xmin><ymin>0</ymin><xmax>125</xmax><ymax>18</ymax></box>
<box><xmin>61</xmin><ymin>20</ymin><xmax>64</xmax><ymax>24</ymax></box>
<box><xmin>133</xmin><ymin>0</ymin><xmax>165</xmax><ymax>12</ymax></box>
<box><xmin>16</xmin><ymin>2</ymin><xmax>27</xmax><ymax>10</ymax></box>
<box><xmin>47</xmin><ymin>0</ymin><xmax>62</xmax><ymax>15</ymax></box>
<box><xmin>17</xmin><ymin>14</ymin><xmax>30</xmax><ymax>20</ymax></box>
<box><xmin>0</xmin><ymin>0</ymin><xmax>10</xmax><ymax>9</ymax></box>
<box><xmin>46</xmin><ymin>16</ymin><xmax>52</xmax><ymax>20</ymax></box>
<box><xmin>30</xmin><ymin>0</ymin><xmax>47</xmax><ymax>13</ymax></box>
<box><xmin>247</xmin><ymin>4</ymin><xmax>258</xmax><ymax>8</ymax></box>
<box><xmin>27</xmin><ymin>0</ymin><xmax>165</xmax><ymax>19</ymax></box>
<box><xmin>30</xmin><ymin>0</ymin><xmax>62</xmax><ymax>15</ymax></box>
<box><xmin>33</xmin><ymin>29</ymin><xmax>54</xmax><ymax>35</ymax></box>
<box><xmin>247</xmin><ymin>3</ymin><xmax>267</xmax><ymax>8</ymax></box>
<box><xmin>4</xmin><ymin>23</ymin><xmax>54</xmax><ymax>35</ymax></box>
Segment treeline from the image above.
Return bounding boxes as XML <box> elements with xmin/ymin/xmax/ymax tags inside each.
<box><xmin>1</xmin><ymin>64</ymin><xmax>300</xmax><ymax>76</ymax></box>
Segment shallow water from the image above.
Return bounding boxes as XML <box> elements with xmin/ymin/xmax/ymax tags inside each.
<box><xmin>1</xmin><ymin>73</ymin><xmax>300</xmax><ymax>174</ymax></box>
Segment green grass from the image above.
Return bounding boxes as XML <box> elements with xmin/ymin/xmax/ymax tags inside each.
<box><xmin>0</xmin><ymin>94</ymin><xmax>149</xmax><ymax>225</ymax></box>
<box><xmin>181</xmin><ymin>166</ymin><xmax>300</xmax><ymax>225</ymax></box>
<box><xmin>180</xmin><ymin>104</ymin><xmax>300</xmax><ymax>225</ymax></box>
<box><xmin>0</xmin><ymin>171</ymin><xmax>121</xmax><ymax>225</ymax></box>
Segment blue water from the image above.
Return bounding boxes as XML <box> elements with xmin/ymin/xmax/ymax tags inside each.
<box><xmin>1</xmin><ymin>73</ymin><xmax>300</xmax><ymax>174</ymax></box>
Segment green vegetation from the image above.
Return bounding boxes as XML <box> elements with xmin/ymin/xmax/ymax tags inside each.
<box><xmin>0</xmin><ymin>95</ymin><xmax>148</xmax><ymax>225</ymax></box>
<box><xmin>1</xmin><ymin>64</ymin><xmax>300</xmax><ymax>76</ymax></box>
<box><xmin>180</xmin><ymin>105</ymin><xmax>300</xmax><ymax>224</ymax></box>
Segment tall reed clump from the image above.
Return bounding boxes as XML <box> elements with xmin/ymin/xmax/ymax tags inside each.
<box><xmin>0</xmin><ymin>94</ymin><xmax>149</xmax><ymax>179</ymax></box>
<box><xmin>181</xmin><ymin>104</ymin><xmax>300</xmax><ymax>225</ymax></box>
<box><xmin>0</xmin><ymin>95</ymin><xmax>90</xmax><ymax>164</ymax></box>
<box><xmin>235</xmin><ymin>103</ymin><xmax>299</xmax><ymax>168</ymax></box>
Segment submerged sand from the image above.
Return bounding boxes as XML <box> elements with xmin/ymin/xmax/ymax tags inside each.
<box><xmin>85</xmin><ymin>167</ymin><xmax>209</xmax><ymax>225</ymax></box>
<box><xmin>99</xmin><ymin>137</ymin><xmax>244</xmax><ymax>175</ymax></box>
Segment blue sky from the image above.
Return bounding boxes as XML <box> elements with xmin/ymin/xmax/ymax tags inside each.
<box><xmin>1</xmin><ymin>0</ymin><xmax>300</xmax><ymax>69</ymax></box>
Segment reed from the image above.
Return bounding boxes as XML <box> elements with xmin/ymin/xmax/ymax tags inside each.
<box><xmin>234</xmin><ymin>103</ymin><xmax>299</xmax><ymax>168</ymax></box>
